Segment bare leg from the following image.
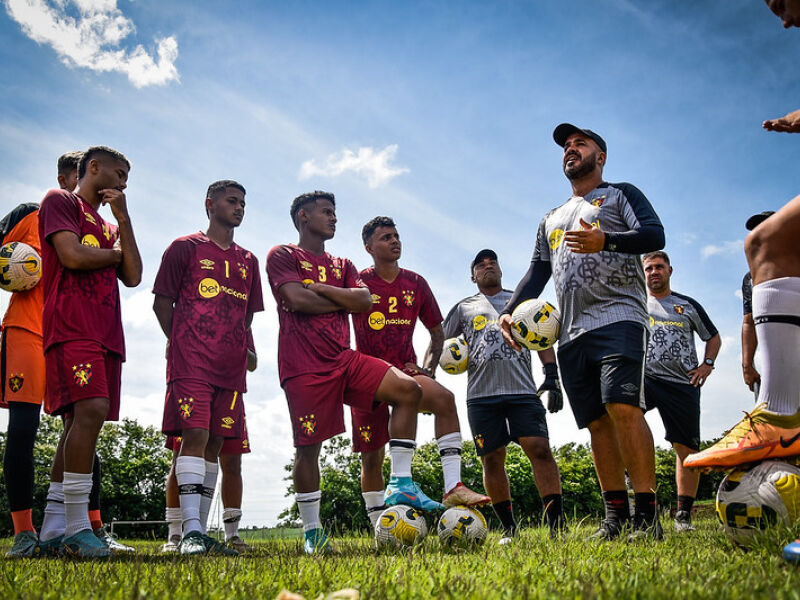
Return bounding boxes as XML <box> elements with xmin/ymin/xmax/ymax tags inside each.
<box><xmin>416</xmin><ymin>375</ymin><xmax>459</xmax><ymax>438</ymax></box>
<box><xmin>374</xmin><ymin>367</ymin><xmax>421</xmax><ymax>439</ymax></box>
<box><xmin>480</xmin><ymin>447</ymin><xmax>510</xmax><ymax>502</ymax></box>
<box><xmin>360</xmin><ymin>448</ymin><xmax>385</xmax><ymax>492</ymax></box>
<box><xmin>604</xmin><ymin>403</ymin><xmax>656</xmax><ymax>493</ymax></box>
<box><xmin>674</xmin><ymin>443</ymin><xmax>700</xmax><ymax>498</ymax></box>
<box><xmin>586</xmin><ymin>413</ymin><xmax>626</xmax><ymax>492</ymax></box>
<box><xmin>294</xmin><ymin>444</ymin><xmax>322</xmax><ymax>493</ymax></box>
<box><xmin>518</xmin><ymin>436</ymin><xmax>562</xmax><ymax>497</ymax></box>
<box><xmin>63</xmin><ymin>397</ymin><xmax>108</xmax><ymax>474</ymax></box>
<box><xmin>219</xmin><ymin>453</ymin><xmax>243</xmax><ymax>508</ymax></box>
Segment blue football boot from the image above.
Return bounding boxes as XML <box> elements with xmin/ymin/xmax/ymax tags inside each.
<box><xmin>6</xmin><ymin>530</ymin><xmax>38</xmax><ymax>558</ymax></box>
<box><xmin>303</xmin><ymin>528</ymin><xmax>334</xmax><ymax>555</ymax></box>
<box><xmin>35</xmin><ymin>534</ymin><xmax>64</xmax><ymax>558</ymax></box>
<box><xmin>384</xmin><ymin>476</ymin><xmax>444</xmax><ymax>512</ymax></box>
<box><xmin>62</xmin><ymin>529</ymin><xmax>110</xmax><ymax>559</ymax></box>
<box><xmin>783</xmin><ymin>540</ymin><xmax>800</xmax><ymax>563</ymax></box>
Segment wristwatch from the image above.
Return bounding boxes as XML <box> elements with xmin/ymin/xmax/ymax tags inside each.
<box><xmin>704</xmin><ymin>358</ymin><xmax>715</xmax><ymax>367</ymax></box>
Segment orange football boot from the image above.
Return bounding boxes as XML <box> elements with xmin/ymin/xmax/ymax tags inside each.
<box><xmin>683</xmin><ymin>403</ymin><xmax>800</xmax><ymax>470</ymax></box>
<box><xmin>442</xmin><ymin>482</ymin><xmax>491</xmax><ymax>508</ymax></box>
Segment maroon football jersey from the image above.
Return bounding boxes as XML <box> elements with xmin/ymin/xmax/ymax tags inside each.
<box><xmin>38</xmin><ymin>190</ymin><xmax>124</xmax><ymax>357</ymax></box>
<box><xmin>153</xmin><ymin>232</ymin><xmax>264</xmax><ymax>391</ymax></box>
<box><xmin>265</xmin><ymin>244</ymin><xmax>364</xmax><ymax>383</ymax></box>
<box><xmin>352</xmin><ymin>267</ymin><xmax>442</xmax><ymax>369</ymax></box>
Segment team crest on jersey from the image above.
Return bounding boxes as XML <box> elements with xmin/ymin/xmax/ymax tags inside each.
<box><xmin>81</xmin><ymin>234</ymin><xmax>100</xmax><ymax>248</ymax></box>
<box><xmin>72</xmin><ymin>364</ymin><xmax>92</xmax><ymax>388</ymax></box>
<box><xmin>674</xmin><ymin>305</ymin><xmax>685</xmax><ymax>315</ymax></box>
<box><xmin>359</xmin><ymin>426</ymin><xmax>372</xmax><ymax>444</ymax></box>
<box><xmin>549</xmin><ymin>229</ymin><xmax>565</xmax><ymax>250</ymax></box>
<box><xmin>84</xmin><ymin>213</ymin><xmax>97</xmax><ymax>225</ymax></box>
<box><xmin>178</xmin><ymin>397</ymin><xmax>195</xmax><ymax>419</ymax></box>
<box><xmin>474</xmin><ymin>434</ymin><xmax>485</xmax><ymax>449</ymax></box>
<box><xmin>299</xmin><ymin>414</ymin><xmax>317</xmax><ymax>436</ymax></box>
<box><xmin>300</xmin><ymin>261</ymin><xmax>313</xmax><ymax>271</ymax></box>
<box><xmin>199</xmin><ymin>259</ymin><xmax>215</xmax><ymax>270</ymax></box>
<box><xmin>8</xmin><ymin>373</ymin><xmax>23</xmax><ymax>393</ymax></box>
<box><xmin>402</xmin><ymin>290</ymin><xmax>415</xmax><ymax>307</ymax></box>
<box><xmin>221</xmin><ymin>416</ymin><xmax>235</xmax><ymax>430</ymax></box>
<box><xmin>370</xmin><ymin>293</ymin><xmax>381</xmax><ymax>304</ymax></box>
<box><xmin>591</xmin><ymin>195</ymin><xmax>606</xmax><ymax>207</ymax></box>
<box><xmin>237</xmin><ymin>262</ymin><xmax>248</xmax><ymax>280</ymax></box>
<box><xmin>331</xmin><ymin>266</ymin><xmax>342</xmax><ymax>280</ymax></box>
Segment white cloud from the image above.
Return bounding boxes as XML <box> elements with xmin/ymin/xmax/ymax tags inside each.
<box><xmin>5</xmin><ymin>0</ymin><xmax>179</xmax><ymax>88</ymax></box>
<box><xmin>298</xmin><ymin>144</ymin><xmax>409</xmax><ymax>189</ymax></box>
<box><xmin>734</xmin><ymin>288</ymin><xmax>743</xmax><ymax>300</ymax></box>
<box><xmin>701</xmin><ymin>239</ymin><xmax>743</xmax><ymax>259</ymax></box>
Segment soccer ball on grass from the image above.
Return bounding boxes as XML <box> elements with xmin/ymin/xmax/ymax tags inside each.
<box><xmin>375</xmin><ymin>504</ymin><xmax>428</xmax><ymax>547</ymax></box>
<box><xmin>437</xmin><ymin>506</ymin><xmax>487</xmax><ymax>547</ymax></box>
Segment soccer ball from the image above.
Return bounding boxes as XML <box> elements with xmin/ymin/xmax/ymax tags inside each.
<box><xmin>374</xmin><ymin>504</ymin><xmax>428</xmax><ymax>547</ymax></box>
<box><xmin>510</xmin><ymin>299</ymin><xmax>561</xmax><ymax>350</ymax></box>
<box><xmin>439</xmin><ymin>337</ymin><xmax>468</xmax><ymax>374</ymax></box>
<box><xmin>0</xmin><ymin>242</ymin><xmax>41</xmax><ymax>292</ymax></box>
<box><xmin>716</xmin><ymin>460</ymin><xmax>800</xmax><ymax>546</ymax></box>
<box><xmin>437</xmin><ymin>506</ymin><xmax>487</xmax><ymax>546</ymax></box>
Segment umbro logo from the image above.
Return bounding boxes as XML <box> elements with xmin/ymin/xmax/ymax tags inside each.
<box><xmin>620</xmin><ymin>383</ymin><xmax>639</xmax><ymax>395</ymax></box>
<box><xmin>779</xmin><ymin>432</ymin><xmax>800</xmax><ymax>449</ymax></box>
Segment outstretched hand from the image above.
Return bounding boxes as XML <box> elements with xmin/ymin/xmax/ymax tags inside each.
<box><xmin>763</xmin><ymin>109</ymin><xmax>800</xmax><ymax>133</ymax></box>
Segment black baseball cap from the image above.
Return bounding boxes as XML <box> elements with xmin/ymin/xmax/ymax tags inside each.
<box><xmin>745</xmin><ymin>211</ymin><xmax>775</xmax><ymax>231</ymax></box>
<box><xmin>471</xmin><ymin>249</ymin><xmax>498</xmax><ymax>271</ymax></box>
<box><xmin>553</xmin><ymin>123</ymin><xmax>607</xmax><ymax>154</ymax></box>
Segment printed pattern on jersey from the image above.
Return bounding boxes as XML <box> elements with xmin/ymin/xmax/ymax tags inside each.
<box><xmin>645</xmin><ymin>292</ymin><xmax>717</xmax><ymax>384</ymax></box>
<box><xmin>532</xmin><ymin>182</ymin><xmax>662</xmax><ymax>343</ymax></box>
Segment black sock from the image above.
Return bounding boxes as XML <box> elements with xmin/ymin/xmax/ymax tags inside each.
<box><xmin>634</xmin><ymin>492</ymin><xmax>657</xmax><ymax>521</ymax></box>
<box><xmin>492</xmin><ymin>500</ymin><xmax>516</xmax><ymax>533</ymax></box>
<box><xmin>89</xmin><ymin>454</ymin><xmax>102</xmax><ymax>512</ymax></box>
<box><xmin>542</xmin><ymin>494</ymin><xmax>564</xmax><ymax>529</ymax></box>
<box><xmin>677</xmin><ymin>495</ymin><xmax>695</xmax><ymax>513</ymax></box>
<box><xmin>4</xmin><ymin>402</ymin><xmax>40</xmax><ymax>511</ymax></box>
<box><xmin>602</xmin><ymin>490</ymin><xmax>630</xmax><ymax>522</ymax></box>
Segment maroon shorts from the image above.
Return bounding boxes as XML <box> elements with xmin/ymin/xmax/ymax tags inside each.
<box><xmin>44</xmin><ymin>340</ymin><xmax>121</xmax><ymax>420</ymax></box>
<box><xmin>165</xmin><ymin>420</ymin><xmax>251</xmax><ymax>455</ymax></box>
<box><xmin>283</xmin><ymin>350</ymin><xmax>391</xmax><ymax>447</ymax></box>
<box><xmin>162</xmin><ymin>378</ymin><xmax>244</xmax><ymax>439</ymax></box>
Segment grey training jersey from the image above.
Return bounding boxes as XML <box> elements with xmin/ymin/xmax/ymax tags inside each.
<box><xmin>532</xmin><ymin>182</ymin><xmax>662</xmax><ymax>344</ymax></box>
<box><xmin>443</xmin><ymin>290</ymin><xmax>537</xmax><ymax>401</ymax></box>
<box><xmin>645</xmin><ymin>291</ymin><xmax>718</xmax><ymax>384</ymax></box>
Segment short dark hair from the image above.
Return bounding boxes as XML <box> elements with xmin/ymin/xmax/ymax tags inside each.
<box><xmin>642</xmin><ymin>250</ymin><xmax>670</xmax><ymax>265</ymax></box>
<box><xmin>207</xmin><ymin>180</ymin><xmax>246</xmax><ymax>199</ymax></box>
<box><xmin>57</xmin><ymin>151</ymin><xmax>82</xmax><ymax>175</ymax></box>
<box><xmin>290</xmin><ymin>191</ymin><xmax>335</xmax><ymax>229</ymax></box>
<box><xmin>77</xmin><ymin>146</ymin><xmax>130</xmax><ymax>180</ymax></box>
<box><xmin>362</xmin><ymin>216</ymin><xmax>396</xmax><ymax>245</ymax></box>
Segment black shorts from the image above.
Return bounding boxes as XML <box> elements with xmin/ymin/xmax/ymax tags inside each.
<box><xmin>644</xmin><ymin>376</ymin><xmax>700</xmax><ymax>450</ymax></box>
<box><xmin>557</xmin><ymin>321</ymin><xmax>647</xmax><ymax>429</ymax></box>
<box><xmin>466</xmin><ymin>394</ymin><xmax>548</xmax><ymax>456</ymax></box>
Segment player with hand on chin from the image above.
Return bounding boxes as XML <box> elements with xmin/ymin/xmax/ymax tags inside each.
<box><xmin>499</xmin><ymin>124</ymin><xmax>665</xmax><ymax>541</ymax></box>
<box><xmin>37</xmin><ymin>146</ymin><xmax>142</xmax><ymax>558</ymax></box>
<box><xmin>351</xmin><ymin>217</ymin><xmax>490</xmax><ymax>529</ymax></box>
<box><xmin>153</xmin><ymin>180</ymin><xmax>263</xmax><ymax>556</ymax></box>
<box><xmin>266</xmin><ymin>192</ymin><xmax>436</xmax><ymax>555</ymax></box>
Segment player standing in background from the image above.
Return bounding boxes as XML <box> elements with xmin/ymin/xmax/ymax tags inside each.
<box><xmin>351</xmin><ymin>217</ymin><xmax>489</xmax><ymax>529</ymax></box>
<box><xmin>642</xmin><ymin>251</ymin><xmax>720</xmax><ymax>532</ymax></box>
<box><xmin>266</xmin><ymin>191</ymin><xmax>438</xmax><ymax>555</ymax></box>
<box><xmin>687</xmin><ymin>0</ymin><xmax>800</xmax><ymax>562</ymax></box>
<box><xmin>443</xmin><ymin>249</ymin><xmax>564</xmax><ymax>544</ymax></box>
<box><xmin>740</xmin><ymin>212</ymin><xmax>774</xmax><ymax>395</ymax></box>
<box><xmin>161</xmin><ymin>332</ymin><xmax>257</xmax><ymax>554</ymax></box>
<box><xmin>153</xmin><ymin>180</ymin><xmax>263</xmax><ymax>556</ymax></box>
<box><xmin>499</xmin><ymin>124</ymin><xmax>665</xmax><ymax>540</ymax></box>
<box><xmin>37</xmin><ymin>146</ymin><xmax>142</xmax><ymax>558</ymax></box>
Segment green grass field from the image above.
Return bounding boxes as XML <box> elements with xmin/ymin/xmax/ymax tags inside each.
<box><xmin>2</xmin><ymin>516</ymin><xmax>800</xmax><ymax>600</ymax></box>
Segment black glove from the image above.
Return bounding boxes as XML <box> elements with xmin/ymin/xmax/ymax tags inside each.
<box><xmin>537</xmin><ymin>362</ymin><xmax>563</xmax><ymax>413</ymax></box>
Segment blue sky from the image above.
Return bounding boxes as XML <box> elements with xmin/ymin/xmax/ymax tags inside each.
<box><xmin>1</xmin><ymin>0</ymin><xmax>798</xmax><ymax>527</ymax></box>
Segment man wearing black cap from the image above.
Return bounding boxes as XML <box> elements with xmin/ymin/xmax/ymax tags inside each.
<box><xmin>442</xmin><ymin>249</ymin><xmax>564</xmax><ymax>544</ymax></box>
<box><xmin>499</xmin><ymin>124</ymin><xmax>666</xmax><ymax>541</ymax></box>
<box><xmin>740</xmin><ymin>211</ymin><xmax>774</xmax><ymax>394</ymax></box>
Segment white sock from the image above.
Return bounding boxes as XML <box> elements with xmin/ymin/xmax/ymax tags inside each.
<box><xmin>166</xmin><ymin>507</ymin><xmax>182</xmax><ymax>540</ymax></box>
<box><xmin>63</xmin><ymin>471</ymin><xmax>93</xmax><ymax>538</ymax></box>
<box><xmin>752</xmin><ymin>278</ymin><xmax>800</xmax><ymax>415</ymax></box>
<box><xmin>296</xmin><ymin>491</ymin><xmax>321</xmax><ymax>532</ymax></box>
<box><xmin>437</xmin><ymin>432</ymin><xmax>463</xmax><ymax>493</ymax></box>
<box><xmin>199</xmin><ymin>460</ymin><xmax>219</xmax><ymax>534</ymax></box>
<box><xmin>388</xmin><ymin>439</ymin><xmax>415</xmax><ymax>478</ymax></box>
<box><xmin>40</xmin><ymin>482</ymin><xmax>65</xmax><ymax>542</ymax></box>
<box><xmin>223</xmin><ymin>507</ymin><xmax>242</xmax><ymax>540</ymax></box>
<box><xmin>176</xmin><ymin>456</ymin><xmax>206</xmax><ymax>536</ymax></box>
<box><xmin>362</xmin><ymin>491</ymin><xmax>386</xmax><ymax>529</ymax></box>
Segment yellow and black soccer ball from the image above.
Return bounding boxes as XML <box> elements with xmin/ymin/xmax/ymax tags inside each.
<box><xmin>0</xmin><ymin>242</ymin><xmax>41</xmax><ymax>292</ymax></box>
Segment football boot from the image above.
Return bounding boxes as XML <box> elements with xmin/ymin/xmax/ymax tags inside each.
<box><xmin>161</xmin><ymin>535</ymin><xmax>181</xmax><ymax>554</ymax></box>
<box><xmin>442</xmin><ymin>482</ymin><xmax>491</xmax><ymax>508</ymax></box>
<box><xmin>783</xmin><ymin>539</ymin><xmax>800</xmax><ymax>563</ymax></box>
<box><xmin>62</xmin><ymin>529</ymin><xmax>111</xmax><ymax>559</ymax></box>
<box><xmin>179</xmin><ymin>531</ymin><xmax>238</xmax><ymax>556</ymax></box>
<box><xmin>35</xmin><ymin>535</ymin><xmax>64</xmax><ymax>558</ymax></box>
<box><xmin>226</xmin><ymin>536</ymin><xmax>251</xmax><ymax>553</ymax></box>
<box><xmin>683</xmin><ymin>403</ymin><xmax>800</xmax><ymax>470</ymax></box>
<box><xmin>628</xmin><ymin>513</ymin><xmax>663</xmax><ymax>542</ymax></box>
<box><xmin>303</xmin><ymin>528</ymin><xmax>334</xmax><ymax>555</ymax></box>
<box><xmin>674</xmin><ymin>510</ymin><xmax>696</xmax><ymax>533</ymax></box>
<box><xmin>384</xmin><ymin>476</ymin><xmax>443</xmax><ymax>512</ymax></box>
<box><xmin>587</xmin><ymin>518</ymin><xmax>627</xmax><ymax>541</ymax></box>
<box><xmin>94</xmin><ymin>527</ymin><xmax>136</xmax><ymax>554</ymax></box>
<box><xmin>6</xmin><ymin>530</ymin><xmax>38</xmax><ymax>558</ymax></box>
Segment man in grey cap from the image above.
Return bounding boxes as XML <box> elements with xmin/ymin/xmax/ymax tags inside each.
<box><xmin>442</xmin><ymin>249</ymin><xmax>564</xmax><ymax>544</ymax></box>
<box><xmin>499</xmin><ymin>123</ymin><xmax>666</xmax><ymax>540</ymax></box>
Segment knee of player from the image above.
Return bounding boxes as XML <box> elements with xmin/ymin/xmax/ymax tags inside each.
<box><xmin>76</xmin><ymin>397</ymin><xmax>111</xmax><ymax>425</ymax></box>
<box><xmin>605</xmin><ymin>402</ymin><xmax>645</xmax><ymax>424</ymax></box>
<box><xmin>481</xmin><ymin>448</ymin><xmax>506</xmax><ymax>471</ymax></box>
<box><xmin>526</xmin><ymin>439</ymin><xmax>554</xmax><ymax>462</ymax></box>
<box><xmin>397</xmin><ymin>378</ymin><xmax>423</xmax><ymax>405</ymax></box>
